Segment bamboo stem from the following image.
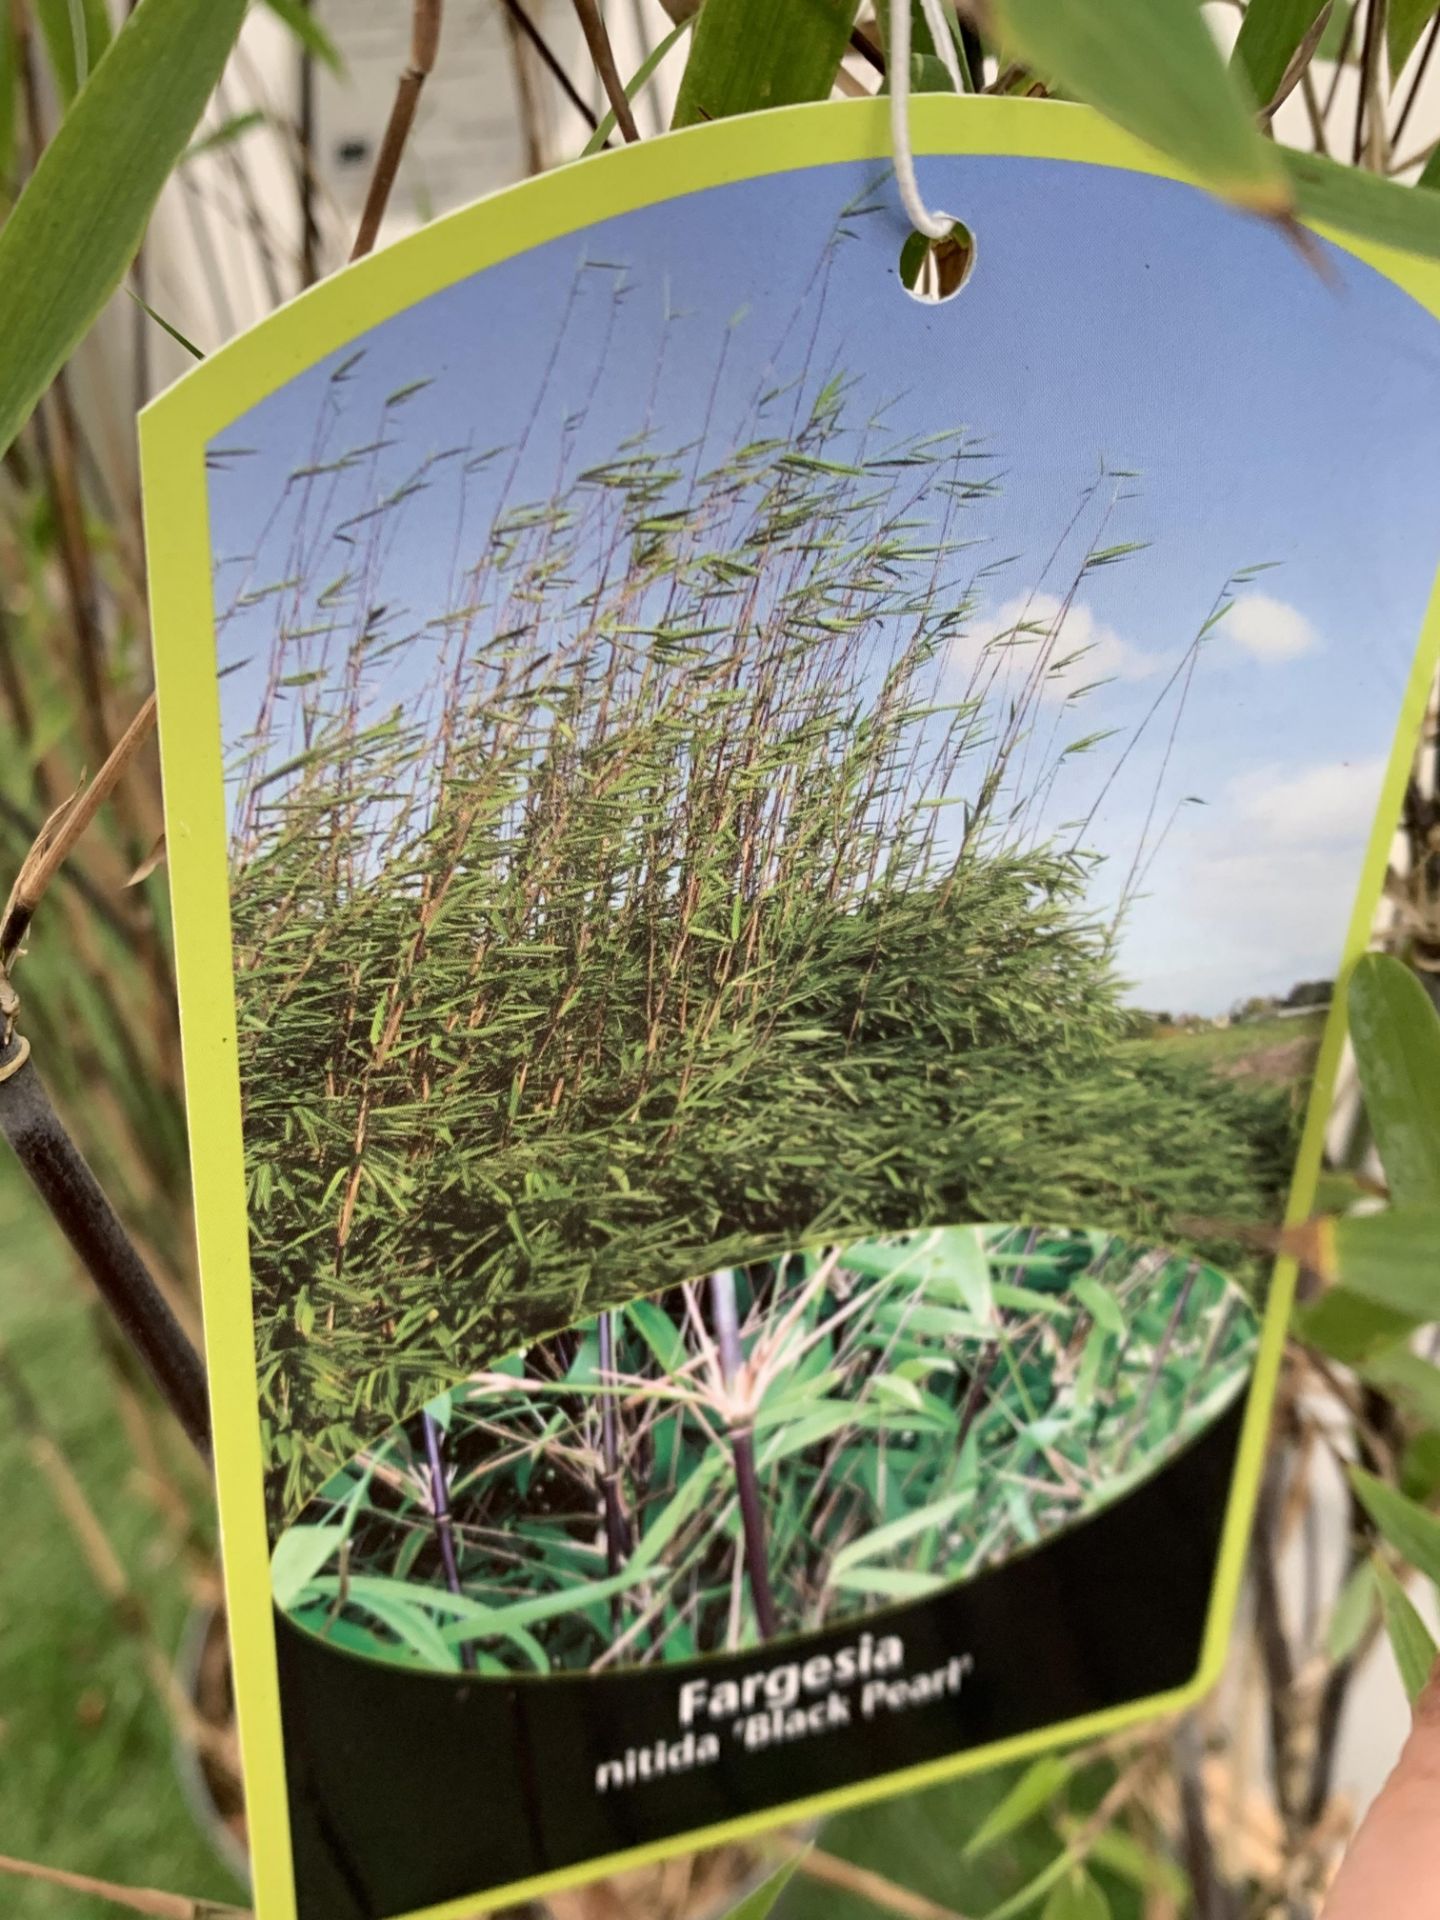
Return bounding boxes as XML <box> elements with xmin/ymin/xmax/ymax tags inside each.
<box><xmin>0</xmin><ymin>1852</ymin><xmax>248</xmax><ymax>1919</ymax></box>
<box><xmin>349</xmin><ymin>0</ymin><xmax>443</xmax><ymax>261</ymax></box>
<box><xmin>569</xmin><ymin>0</ymin><xmax>641</xmax><ymax>142</ymax></box>
<box><xmin>499</xmin><ymin>0</ymin><xmax>605</xmax><ymax>134</ymax></box>
<box><xmin>710</xmin><ymin>1268</ymin><xmax>778</xmax><ymax>1641</ymax></box>
<box><xmin>0</xmin><ymin>1034</ymin><xmax>210</xmax><ymax>1457</ymax></box>
<box><xmin>595</xmin><ymin>1310</ymin><xmax>632</xmax><ymax>1589</ymax></box>
<box><xmin>421</xmin><ymin>1407</ymin><xmax>476</xmax><ymax>1671</ymax></box>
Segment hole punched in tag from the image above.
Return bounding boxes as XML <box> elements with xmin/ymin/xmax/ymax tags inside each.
<box><xmin>900</xmin><ymin>219</ymin><xmax>976</xmax><ymax>304</ymax></box>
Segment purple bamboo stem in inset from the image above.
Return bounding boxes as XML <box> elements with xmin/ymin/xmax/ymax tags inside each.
<box><xmin>422</xmin><ymin>1408</ymin><xmax>476</xmax><ymax>1673</ymax></box>
<box><xmin>596</xmin><ymin>1311</ymin><xmax>632</xmax><ymax>1631</ymax></box>
<box><xmin>710</xmin><ymin>1268</ymin><xmax>779</xmax><ymax>1642</ymax></box>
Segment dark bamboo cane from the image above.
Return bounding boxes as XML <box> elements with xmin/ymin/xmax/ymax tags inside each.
<box><xmin>0</xmin><ymin>1030</ymin><xmax>211</xmax><ymax>1459</ymax></box>
<box><xmin>709</xmin><ymin>1267</ymin><xmax>778</xmax><ymax>1641</ymax></box>
<box><xmin>595</xmin><ymin>1309</ymin><xmax>632</xmax><ymax>1631</ymax></box>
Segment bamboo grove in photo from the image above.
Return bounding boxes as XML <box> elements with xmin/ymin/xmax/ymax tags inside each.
<box><xmin>215</xmin><ymin>211</ymin><xmax>1299</xmax><ymax>1527</ymax></box>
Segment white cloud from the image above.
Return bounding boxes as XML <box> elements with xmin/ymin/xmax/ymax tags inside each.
<box><xmin>1226</xmin><ymin>756</ymin><xmax>1388</xmax><ymax>845</ymax></box>
<box><xmin>949</xmin><ymin>592</ymin><xmax>1159</xmax><ymax>707</ymax></box>
<box><xmin>1223</xmin><ymin>592</ymin><xmax>1319</xmax><ymax>663</ymax></box>
<box><xmin>1120</xmin><ymin>755</ymin><xmax>1389</xmax><ymax>1011</ymax></box>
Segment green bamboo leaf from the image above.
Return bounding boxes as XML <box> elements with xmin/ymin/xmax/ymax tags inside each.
<box><xmin>1283</xmin><ymin>145</ymin><xmax>1440</xmax><ymax>256</ymax></box>
<box><xmin>963</xmin><ymin>1752</ymin><xmax>1074</xmax><ymax>1857</ymax></box>
<box><xmin>1348</xmin><ymin>955</ymin><xmax>1440</xmax><ymax>1210</ymax></box>
<box><xmin>1389</xmin><ymin>0</ymin><xmax>1439</xmax><ymax>79</ymax></box>
<box><xmin>1293</xmin><ymin>1285</ymin><xmax>1419</xmax><ymax>1365</ymax></box>
<box><xmin>1232</xmin><ymin>0</ymin><xmax>1330</xmax><ymax>111</ymax></box>
<box><xmin>831</xmin><ymin>1488</ymin><xmax>974</xmax><ymax>1575</ymax></box>
<box><xmin>673</xmin><ymin>0</ymin><xmax>858</xmax><ymax>129</ymax></box>
<box><xmin>980</xmin><ymin>0</ymin><xmax>1292</xmax><ymax>214</ymax></box>
<box><xmin>270</xmin><ymin>1522</ymin><xmax>345</xmax><ymax>1609</ymax></box>
<box><xmin>1351</xmin><ymin>1468</ymin><xmax>1440</xmax><ymax>1586</ymax></box>
<box><xmin>261</xmin><ymin>0</ymin><xmax>344</xmax><ymax>74</ymax></box>
<box><xmin>583</xmin><ymin>15</ymin><xmax>694</xmax><ymax>157</ymax></box>
<box><xmin>35</xmin><ymin>0</ymin><xmax>113</xmax><ymax>101</ymax></box>
<box><xmin>1041</xmin><ymin>1872</ymin><xmax>1111</xmax><ymax>1920</ymax></box>
<box><xmin>0</xmin><ymin>0</ymin><xmax>247</xmax><ymax>461</ymax></box>
<box><xmin>1318</xmin><ymin>1211</ymin><xmax>1440</xmax><ymax>1320</ymax></box>
<box><xmin>1071</xmin><ymin>1275</ymin><xmax>1125</xmax><ymax>1337</ymax></box>
<box><xmin>1326</xmin><ymin>1559</ymin><xmax>1378</xmax><ymax>1663</ymax></box>
<box><xmin>724</xmin><ymin>1855</ymin><xmax>805</xmax><ymax>1919</ymax></box>
<box><xmin>1373</xmin><ymin>1558</ymin><xmax>1439</xmax><ymax>1701</ymax></box>
<box><xmin>1363</xmin><ymin>1346</ymin><xmax>1440</xmax><ymax>1427</ymax></box>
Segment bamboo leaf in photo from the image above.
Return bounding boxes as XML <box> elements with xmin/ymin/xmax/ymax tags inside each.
<box><xmin>0</xmin><ymin>0</ymin><xmax>246</xmax><ymax>459</ymax></box>
<box><xmin>271</xmin><ymin>1522</ymin><xmax>348</xmax><ymax>1610</ymax></box>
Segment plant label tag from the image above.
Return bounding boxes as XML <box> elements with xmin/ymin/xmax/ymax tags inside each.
<box><xmin>143</xmin><ymin>99</ymin><xmax>1440</xmax><ymax>1920</ymax></box>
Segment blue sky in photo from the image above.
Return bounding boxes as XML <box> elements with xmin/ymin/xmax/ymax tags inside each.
<box><xmin>206</xmin><ymin>154</ymin><xmax>1440</xmax><ymax>1013</ymax></box>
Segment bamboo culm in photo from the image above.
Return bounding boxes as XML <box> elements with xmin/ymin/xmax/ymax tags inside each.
<box><xmin>710</xmin><ymin>1266</ymin><xmax>779</xmax><ymax>1642</ymax></box>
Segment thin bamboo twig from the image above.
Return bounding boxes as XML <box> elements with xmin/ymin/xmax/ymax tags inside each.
<box><xmin>0</xmin><ymin>1034</ymin><xmax>211</xmax><ymax>1456</ymax></box>
<box><xmin>500</xmin><ymin>0</ymin><xmax>604</xmax><ymax>133</ymax></box>
<box><xmin>771</xmin><ymin>1839</ymin><xmax>973</xmax><ymax>1920</ymax></box>
<box><xmin>569</xmin><ymin>0</ymin><xmax>641</xmax><ymax>142</ymax></box>
<box><xmin>0</xmin><ymin>1853</ymin><xmax>248</xmax><ymax>1919</ymax></box>
<box><xmin>349</xmin><ymin>0</ymin><xmax>443</xmax><ymax>261</ymax></box>
<box><xmin>0</xmin><ymin>692</ymin><xmax>156</xmax><ymax>969</ymax></box>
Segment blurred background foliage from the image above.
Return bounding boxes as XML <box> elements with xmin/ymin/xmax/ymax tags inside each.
<box><xmin>5</xmin><ymin>3</ymin><xmax>1440</xmax><ymax>1918</ymax></box>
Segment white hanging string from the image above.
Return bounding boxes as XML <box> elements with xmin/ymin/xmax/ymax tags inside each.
<box><xmin>888</xmin><ymin>0</ymin><xmax>963</xmax><ymax>240</ymax></box>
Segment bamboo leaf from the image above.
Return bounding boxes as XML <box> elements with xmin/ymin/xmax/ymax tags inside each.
<box><xmin>35</xmin><ymin>0</ymin><xmax>113</xmax><ymax>101</ymax></box>
<box><xmin>978</xmin><ymin>0</ymin><xmax>1292</xmax><ymax>214</ymax></box>
<box><xmin>1285</xmin><ymin>1210</ymin><xmax>1440</xmax><ymax>1321</ymax></box>
<box><xmin>673</xmin><ymin>0</ymin><xmax>858</xmax><ymax>129</ymax></box>
<box><xmin>724</xmin><ymin>1855</ymin><xmax>805</xmax><ymax>1919</ymax></box>
<box><xmin>261</xmin><ymin>0</ymin><xmax>344</xmax><ymax>74</ymax></box>
<box><xmin>1293</xmin><ymin>1285</ymin><xmax>1419</xmax><ymax>1365</ymax></box>
<box><xmin>584</xmin><ymin>15</ymin><xmax>694</xmax><ymax>157</ymax></box>
<box><xmin>1283</xmin><ymin>145</ymin><xmax>1440</xmax><ymax>256</ymax></box>
<box><xmin>1389</xmin><ymin>0</ymin><xmax>1439</xmax><ymax>79</ymax></box>
<box><xmin>964</xmin><ymin>1753</ymin><xmax>1074</xmax><ymax>1857</ymax></box>
<box><xmin>270</xmin><ymin>1522</ymin><xmax>345</xmax><ymax>1609</ymax></box>
<box><xmin>1041</xmin><ymin>1872</ymin><xmax>1111</xmax><ymax>1920</ymax></box>
<box><xmin>1232</xmin><ymin>0</ymin><xmax>1330</xmax><ymax>111</ymax></box>
<box><xmin>1326</xmin><ymin>1559</ymin><xmax>1377</xmax><ymax>1663</ymax></box>
<box><xmin>0</xmin><ymin>0</ymin><xmax>247</xmax><ymax>460</ymax></box>
<box><xmin>1363</xmin><ymin>1346</ymin><xmax>1440</xmax><ymax>1427</ymax></box>
<box><xmin>1351</xmin><ymin>1468</ymin><xmax>1440</xmax><ymax>1587</ymax></box>
<box><xmin>1373</xmin><ymin>1558</ymin><xmax>1439</xmax><ymax>1701</ymax></box>
<box><xmin>1348</xmin><ymin>955</ymin><xmax>1440</xmax><ymax>1211</ymax></box>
